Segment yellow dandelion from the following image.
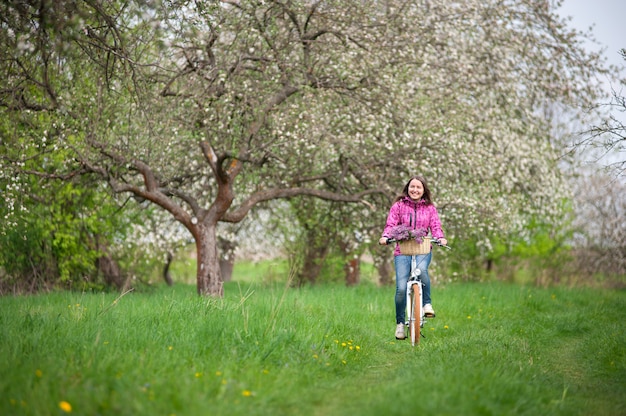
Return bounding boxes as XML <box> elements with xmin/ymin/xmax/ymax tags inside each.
<box><xmin>341</xmin><ymin>342</ymin><xmax>347</xmax><ymax>347</ymax></box>
<box><xmin>467</xmin><ymin>315</ymin><xmax>472</xmax><ymax>319</ymax></box>
<box><xmin>215</xmin><ymin>371</ymin><xmax>222</xmax><ymax>377</ymax></box>
<box><xmin>430</xmin><ymin>327</ymin><xmax>435</xmax><ymax>331</ymax></box>
<box><xmin>35</xmin><ymin>369</ymin><xmax>43</xmax><ymax>378</ymax></box>
<box><xmin>313</xmin><ymin>354</ymin><xmax>319</xmax><ymax>359</ymax></box>
<box><xmin>334</xmin><ymin>339</ymin><xmax>339</xmax><ymax>344</ymax></box>
<box><xmin>59</xmin><ymin>401</ymin><xmax>72</xmax><ymax>413</ymax></box>
<box><xmin>349</xmin><ymin>346</ymin><xmax>354</xmax><ymax>350</ymax></box>
<box><xmin>444</xmin><ymin>325</ymin><xmax>449</xmax><ymax>329</ymax></box>
<box><xmin>168</xmin><ymin>346</ymin><xmax>173</xmax><ymax>351</ymax></box>
<box><xmin>341</xmin><ymin>360</ymin><xmax>347</xmax><ymax>365</ymax></box>
<box><xmin>242</xmin><ymin>390</ymin><xmax>252</xmax><ymax>397</ymax></box>
<box><xmin>195</xmin><ymin>372</ymin><xmax>202</xmax><ymax>378</ymax></box>
<box><xmin>356</xmin><ymin>346</ymin><xmax>361</xmax><ymax>351</ymax></box>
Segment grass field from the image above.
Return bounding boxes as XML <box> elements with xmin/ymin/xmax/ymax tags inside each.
<box><xmin>1</xmin><ymin>276</ymin><xmax>625</xmax><ymax>415</ymax></box>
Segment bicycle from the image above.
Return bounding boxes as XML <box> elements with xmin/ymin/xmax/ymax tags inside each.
<box><xmin>383</xmin><ymin>236</ymin><xmax>450</xmax><ymax>346</ymax></box>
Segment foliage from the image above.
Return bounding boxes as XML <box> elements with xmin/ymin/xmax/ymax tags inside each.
<box><xmin>0</xmin><ymin>281</ymin><xmax>625</xmax><ymax>415</ymax></box>
<box><xmin>0</xmin><ymin>102</ymin><xmax>167</xmax><ymax>292</ymax></box>
<box><xmin>0</xmin><ymin>174</ymin><xmax>140</xmax><ymax>293</ymax></box>
<box><xmin>437</xmin><ymin>201</ymin><xmax>575</xmax><ymax>283</ymax></box>
<box><xmin>0</xmin><ymin>0</ymin><xmax>615</xmax><ymax>294</ymax></box>
<box><xmin>569</xmin><ymin>172</ymin><xmax>626</xmax><ymax>278</ymax></box>
<box><xmin>0</xmin><ymin>104</ymin><xmax>136</xmax><ymax>292</ymax></box>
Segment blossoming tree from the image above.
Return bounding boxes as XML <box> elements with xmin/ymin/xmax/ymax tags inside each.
<box><xmin>0</xmin><ymin>0</ymin><xmax>608</xmax><ymax>295</ymax></box>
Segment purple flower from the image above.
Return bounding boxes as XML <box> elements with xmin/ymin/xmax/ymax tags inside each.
<box><xmin>388</xmin><ymin>225</ymin><xmax>428</xmax><ymax>243</ymax></box>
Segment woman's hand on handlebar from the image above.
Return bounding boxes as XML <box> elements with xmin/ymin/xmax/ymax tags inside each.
<box><xmin>379</xmin><ymin>237</ymin><xmax>395</xmax><ymax>245</ymax></box>
<box><xmin>431</xmin><ymin>237</ymin><xmax>451</xmax><ymax>249</ymax></box>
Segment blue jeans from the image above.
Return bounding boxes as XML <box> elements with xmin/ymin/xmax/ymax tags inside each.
<box><xmin>394</xmin><ymin>253</ymin><xmax>432</xmax><ymax>324</ymax></box>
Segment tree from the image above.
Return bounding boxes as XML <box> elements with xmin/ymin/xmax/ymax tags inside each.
<box><xmin>563</xmin><ymin>45</ymin><xmax>625</xmax><ymax>285</ymax></box>
<box><xmin>573</xmin><ymin>49</ymin><xmax>626</xmax><ymax>178</ymax></box>
<box><xmin>571</xmin><ymin>172</ymin><xmax>626</xmax><ymax>280</ymax></box>
<box><xmin>1</xmin><ymin>0</ymin><xmax>610</xmax><ymax>294</ymax></box>
<box><xmin>1</xmin><ymin>0</ymin><xmax>393</xmax><ymax>295</ymax></box>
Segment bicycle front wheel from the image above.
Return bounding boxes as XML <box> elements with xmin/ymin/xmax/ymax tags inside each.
<box><xmin>410</xmin><ymin>284</ymin><xmax>421</xmax><ymax>346</ymax></box>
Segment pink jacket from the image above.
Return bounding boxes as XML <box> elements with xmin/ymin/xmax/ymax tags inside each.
<box><xmin>382</xmin><ymin>197</ymin><xmax>445</xmax><ymax>256</ymax></box>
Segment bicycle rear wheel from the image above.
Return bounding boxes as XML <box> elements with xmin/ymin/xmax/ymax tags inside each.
<box><xmin>410</xmin><ymin>284</ymin><xmax>421</xmax><ymax>345</ymax></box>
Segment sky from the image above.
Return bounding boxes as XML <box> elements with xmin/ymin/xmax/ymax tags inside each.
<box><xmin>556</xmin><ymin>0</ymin><xmax>625</xmax><ymax>77</ymax></box>
<box><xmin>556</xmin><ymin>0</ymin><xmax>625</xmax><ymax>172</ymax></box>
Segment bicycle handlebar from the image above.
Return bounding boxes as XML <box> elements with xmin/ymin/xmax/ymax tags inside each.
<box><xmin>382</xmin><ymin>237</ymin><xmax>451</xmax><ymax>250</ymax></box>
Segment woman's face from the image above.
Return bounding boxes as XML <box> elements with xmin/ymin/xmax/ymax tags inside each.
<box><xmin>408</xmin><ymin>179</ymin><xmax>424</xmax><ymax>201</ymax></box>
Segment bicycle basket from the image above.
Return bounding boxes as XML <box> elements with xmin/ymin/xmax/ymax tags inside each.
<box><xmin>398</xmin><ymin>237</ymin><xmax>431</xmax><ymax>255</ymax></box>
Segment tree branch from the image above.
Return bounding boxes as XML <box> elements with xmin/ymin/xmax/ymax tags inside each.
<box><xmin>222</xmin><ymin>187</ymin><xmax>383</xmax><ymax>223</ymax></box>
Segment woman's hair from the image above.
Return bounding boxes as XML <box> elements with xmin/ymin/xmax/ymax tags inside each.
<box><xmin>393</xmin><ymin>175</ymin><xmax>433</xmax><ymax>205</ymax></box>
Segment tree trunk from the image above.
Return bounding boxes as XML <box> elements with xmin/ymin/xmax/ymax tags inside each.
<box><xmin>218</xmin><ymin>236</ymin><xmax>237</xmax><ymax>282</ymax></box>
<box><xmin>163</xmin><ymin>252</ymin><xmax>174</xmax><ymax>286</ymax></box>
<box><xmin>97</xmin><ymin>253</ymin><xmax>124</xmax><ymax>289</ymax></box>
<box><xmin>338</xmin><ymin>239</ymin><xmax>360</xmax><ymax>286</ymax></box>
<box><xmin>194</xmin><ymin>224</ymin><xmax>223</xmax><ymax>296</ymax></box>
<box><xmin>344</xmin><ymin>256</ymin><xmax>360</xmax><ymax>286</ymax></box>
<box><xmin>375</xmin><ymin>254</ymin><xmax>394</xmax><ymax>286</ymax></box>
<box><xmin>299</xmin><ymin>247</ymin><xmax>328</xmax><ymax>285</ymax></box>
<box><xmin>219</xmin><ymin>258</ymin><xmax>234</xmax><ymax>282</ymax></box>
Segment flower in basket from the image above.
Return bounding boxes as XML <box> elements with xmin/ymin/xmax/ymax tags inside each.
<box><xmin>388</xmin><ymin>225</ymin><xmax>429</xmax><ymax>243</ymax></box>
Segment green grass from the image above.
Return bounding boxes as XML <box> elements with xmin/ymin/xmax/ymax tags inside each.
<box><xmin>171</xmin><ymin>257</ymin><xmax>380</xmax><ymax>285</ymax></box>
<box><xmin>1</xmin><ymin>280</ymin><xmax>625</xmax><ymax>416</ymax></box>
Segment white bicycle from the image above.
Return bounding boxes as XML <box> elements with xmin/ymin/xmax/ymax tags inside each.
<box><xmin>385</xmin><ymin>237</ymin><xmax>450</xmax><ymax>346</ymax></box>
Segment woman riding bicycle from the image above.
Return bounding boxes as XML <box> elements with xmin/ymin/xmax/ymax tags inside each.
<box><xmin>379</xmin><ymin>175</ymin><xmax>447</xmax><ymax>340</ymax></box>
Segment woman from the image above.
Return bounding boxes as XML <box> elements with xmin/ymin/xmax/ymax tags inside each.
<box><xmin>379</xmin><ymin>176</ymin><xmax>447</xmax><ymax>340</ymax></box>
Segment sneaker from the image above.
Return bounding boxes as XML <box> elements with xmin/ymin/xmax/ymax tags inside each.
<box><xmin>395</xmin><ymin>323</ymin><xmax>406</xmax><ymax>340</ymax></box>
<box><xmin>424</xmin><ymin>304</ymin><xmax>436</xmax><ymax>318</ymax></box>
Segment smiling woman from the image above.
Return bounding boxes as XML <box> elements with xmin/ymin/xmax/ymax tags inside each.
<box><xmin>379</xmin><ymin>175</ymin><xmax>447</xmax><ymax>340</ymax></box>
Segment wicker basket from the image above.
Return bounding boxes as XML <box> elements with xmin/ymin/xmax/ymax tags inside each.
<box><xmin>398</xmin><ymin>237</ymin><xmax>431</xmax><ymax>255</ymax></box>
